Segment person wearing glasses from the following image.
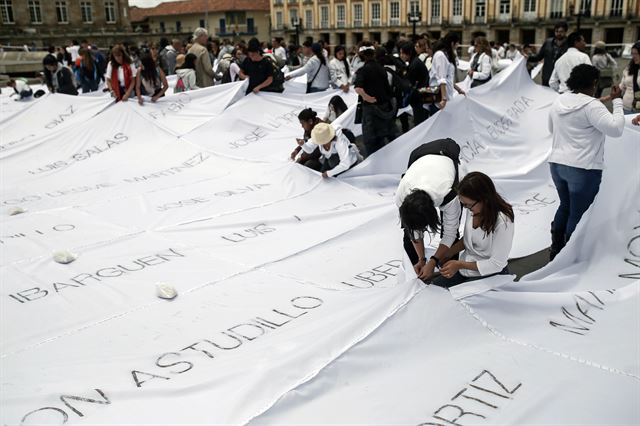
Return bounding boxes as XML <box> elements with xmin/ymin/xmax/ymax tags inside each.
<box><xmin>432</xmin><ymin>171</ymin><xmax>515</xmax><ymax>288</ymax></box>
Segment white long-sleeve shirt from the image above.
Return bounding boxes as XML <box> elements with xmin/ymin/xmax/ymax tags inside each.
<box><xmin>548</xmin><ymin>93</ymin><xmax>624</xmax><ymax>170</ymax></box>
<box><xmin>300</xmin><ymin>127</ymin><xmax>362</xmax><ymax>177</ymax></box>
<box><xmin>470</xmin><ymin>52</ymin><xmax>492</xmax><ymax>81</ymax></box>
<box><xmin>286</xmin><ymin>55</ymin><xmax>330</xmax><ymax>90</ymax></box>
<box><xmin>549</xmin><ymin>47</ymin><xmax>592</xmax><ymax>93</ymax></box>
<box><xmin>429</xmin><ymin>50</ymin><xmax>456</xmax><ymax>101</ymax></box>
<box><xmin>395</xmin><ymin>155</ymin><xmax>461</xmax><ymax>248</ymax></box>
<box><xmin>619</xmin><ymin>68</ymin><xmax>640</xmax><ymax>111</ymax></box>
<box><xmin>460</xmin><ymin>210</ymin><xmax>514</xmax><ymax>277</ymax></box>
<box><xmin>329</xmin><ymin>57</ymin><xmax>350</xmax><ymax>88</ymax></box>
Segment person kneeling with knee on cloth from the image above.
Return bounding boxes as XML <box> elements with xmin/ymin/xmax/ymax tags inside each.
<box><xmin>397</xmin><ymin>139</ymin><xmax>462</xmax><ymax>281</ymax></box>
<box><xmin>300</xmin><ymin>122</ymin><xmax>363</xmax><ymax>178</ymax></box>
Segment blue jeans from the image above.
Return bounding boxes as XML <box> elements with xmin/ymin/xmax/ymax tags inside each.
<box><xmin>549</xmin><ymin>162</ymin><xmax>602</xmax><ymax>239</ymax></box>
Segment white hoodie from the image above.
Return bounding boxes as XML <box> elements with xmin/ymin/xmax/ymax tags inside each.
<box><xmin>175</xmin><ymin>68</ymin><xmax>199</xmax><ymax>91</ymax></box>
<box><xmin>548</xmin><ymin>93</ymin><xmax>624</xmax><ymax>170</ymax></box>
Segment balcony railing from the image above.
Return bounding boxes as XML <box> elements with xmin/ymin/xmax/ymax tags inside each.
<box><xmin>287</xmin><ymin>0</ymin><xmax>298</xmax><ymax>4</ymax></box>
<box><xmin>273</xmin><ymin>0</ymin><xmax>283</xmax><ymax>5</ymax></box>
<box><xmin>523</xmin><ymin>11</ymin><xmax>537</xmax><ymax>20</ymax></box>
<box><xmin>336</xmin><ymin>20</ymin><xmax>345</xmax><ymax>28</ymax></box>
<box><xmin>215</xmin><ymin>24</ymin><xmax>258</xmax><ymax>36</ymax></box>
<box><xmin>353</xmin><ymin>19</ymin><xmax>362</xmax><ymax>27</ymax></box>
<box><xmin>389</xmin><ymin>17</ymin><xmax>400</xmax><ymax>25</ymax></box>
<box><xmin>610</xmin><ymin>8</ymin><xmax>623</xmax><ymax>16</ymax></box>
<box><xmin>452</xmin><ymin>15</ymin><xmax>462</xmax><ymax>24</ymax></box>
<box><xmin>498</xmin><ymin>13</ymin><xmax>510</xmax><ymax>22</ymax></box>
<box><xmin>320</xmin><ymin>20</ymin><xmax>329</xmax><ymax>29</ymax></box>
<box><xmin>474</xmin><ymin>15</ymin><xmax>486</xmax><ymax>24</ymax></box>
<box><xmin>371</xmin><ymin>18</ymin><xmax>381</xmax><ymax>26</ymax></box>
<box><xmin>430</xmin><ymin>16</ymin><xmax>441</xmax><ymax>25</ymax></box>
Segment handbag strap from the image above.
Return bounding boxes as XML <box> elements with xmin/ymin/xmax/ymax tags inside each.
<box><xmin>308</xmin><ymin>58</ymin><xmax>322</xmax><ymax>86</ymax></box>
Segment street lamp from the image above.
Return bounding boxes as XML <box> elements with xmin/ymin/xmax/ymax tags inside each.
<box><xmin>407</xmin><ymin>10</ymin><xmax>422</xmax><ymax>41</ymax></box>
<box><xmin>568</xmin><ymin>1</ymin><xmax>583</xmax><ymax>31</ymax></box>
<box><xmin>291</xmin><ymin>17</ymin><xmax>301</xmax><ymax>45</ymax></box>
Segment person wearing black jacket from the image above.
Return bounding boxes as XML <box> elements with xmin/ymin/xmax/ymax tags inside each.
<box><xmin>527</xmin><ymin>21</ymin><xmax>568</xmax><ymax>86</ymax></box>
<box><xmin>43</xmin><ymin>55</ymin><xmax>78</xmax><ymax>95</ymax></box>
<box><xmin>400</xmin><ymin>42</ymin><xmax>429</xmax><ymax>126</ymax></box>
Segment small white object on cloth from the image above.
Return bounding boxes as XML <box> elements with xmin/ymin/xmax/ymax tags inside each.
<box><xmin>156</xmin><ymin>283</ymin><xmax>178</xmax><ymax>300</ymax></box>
<box><xmin>52</xmin><ymin>250</ymin><xmax>77</xmax><ymax>264</ymax></box>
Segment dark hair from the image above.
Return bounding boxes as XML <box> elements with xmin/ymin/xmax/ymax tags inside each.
<box><xmin>567</xmin><ymin>32</ymin><xmax>583</xmax><ymax>48</ymax></box>
<box><xmin>457</xmin><ymin>171</ymin><xmax>514</xmax><ymax>234</ymax></box>
<box><xmin>79</xmin><ymin>47</ymin><xmax>94</xmax><ymax>72</ymax></box>
<box><xmin>328</xmin><ymin>95</ymin><xmax>348</xmax><ymax>117</ymax></box>
<box><xmin>140</xmin><ymin>53</ymin><xmax>159</xmax><ymax>82</ymax></box>
<box><xmin>358</xmin><ymin>41</ymin><xmax>375</xmax><ymax>61</ymax></box>
<box><xmin>628</xmin><ymin>42</ymin><xmax>640</xmax><ymax>80</ymax></box>
<box><xmin>247</xmin><ymin>37</ymin><xmax>261</xmax><ymax>53</ymax></box>
<box><xmin>179</xmin><ymin>53</ymin><xmax>195</xmax><ymax>70</ymax></box>
<box><xmin>566</xmin><ymin>63</ymin><xmax>599</xmax><ymax>93</ymax></box>
<box><xmin>399</xmin><ymin>190</ymin><xmax>441</xmax><ymax>235</ymax></box>
<box><xmin>334</xmin><ymin>45</ymin><xmax>350</xmax><ymax>78</ymax></box>
<box><xmin>399</xmin><ymin>41</ymin><xmax>416</xmax><ymax>61</ymax></box>
<box><xmin>434</xmin><ymin>32</ymin><xmax>459</xmax><ymax>64</ymax></box>
<box><xmin>43</xmin><ymin>54</ymin><xmax>58</xmax><ymax>67</ymax></box>
<box><xmin>110</xmin><ymin>45</ymin><xmax>131</xmax><ymax>68</ymax></box>
<box><xmin>593</xmin><ymin>45</ymin><xmax>606</xmax><ymax>55</ymax></box>
<box><xmin>311</xmin><ymin>42</ymin><xmax>326</xmax><ymax>66</ymax></box>
<box><xmin>298</xmin><ymin>108</ymin><xmax>318</xmax><ymax>121</ymax></box>
<box><xmin>554</xmin><ymin>21</ymin><xmax>568</xmax><ymax>31</ymax></box>
<box><xmin>302</xmin><ymin>40</ymin><xmax>313</xmax><ymax>48</ymax></box>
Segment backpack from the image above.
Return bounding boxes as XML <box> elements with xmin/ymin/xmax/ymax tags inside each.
<box><xmin>221</xmin><ymin>60</ymin><xmax>236</xmax><ymax>84</ymax></box>
<box><xmin>261</xmin><ymin>56</ymin><xmax>285</xmax><ymax>93</ymax></box>
<box><xmin>174</xmin><ymin>76</ymin><xmax>186</xmax><ymax>93</ymax></box>
<box><xmin>406</xmin><ymin>138</ymin><xmax>461</xmax><ymax>206</ymax></box>
<box><xmin>387</xmin><ymin>67</ymin><xmax>413</xmax><ymax>109</ymax></box>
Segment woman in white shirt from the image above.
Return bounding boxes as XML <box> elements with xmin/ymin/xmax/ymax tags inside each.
<box><xmin>105</xmin><ymin>45</ymin><xmax>138</xmax><ymax>102</ymax></box>
<box><xmin>299</xmin><ymin>123</ymin><xmax>362</xmax><ymax>178</ymax></box>
<box><xmin>429</xmin><ymin>32</ymin><xmax>465</xmax><ymax>111</ymax></box>
<box><xmin>618</xmin><ymin>42</ymin><xmax>640</xmax><ymax>113</ymax></box>
<box><xmin>433</xmin><ymin>172</ymin><xmax>515</xmax><ymax>288</ymax></box>
<box><xmin>285</xmin><ymin>42</ymin><xmax>330</xmax><ymax>93</ymax></box>
<box><xmin>468</xmin><ymin>36</ymin><xmax>492</xmax><ymax>88</ymax></box>
<box><xmin>329</xmin><ymin>45</ymin><xmax>351</xmax><ymax>92</ymax></box>
<box><xmin>547</xmin><ymin>64</ymin><xmax>624</xmax><ymax>259</ymax></box>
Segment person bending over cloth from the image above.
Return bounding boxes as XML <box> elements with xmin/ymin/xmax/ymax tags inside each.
<box><xmin>432</xmin><ymin>172</ymin><xmax>515</xmax><ymax>288</ymax></box>
<box><xmin>300</xmin><ymin>123</ymin><xmax>363</xmax><ymax>178</ymax></box>
<box><xmin>396</xmin><ymin>139</ymin><xmax>462</xmax><ymax>281</ymax></box>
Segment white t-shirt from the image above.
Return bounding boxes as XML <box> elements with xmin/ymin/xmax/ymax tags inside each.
<box><xmin>105</xmin><ymin>62</ymin><xmax>138</xmax><ymax>86</ymax></box>
<box><xmin>301</xmin><ymin>128</ymin><xmax>361</xmax><ymax>177</ymax></box>
<box><xmin>429</xmin><ymin>50</ymin><xmax>456</xmax><ymax>101</ymax></box>
<box><xmin>460</xmin><ymin>210</ymin><xmax>514</xmax><ymax>277</ymax></box>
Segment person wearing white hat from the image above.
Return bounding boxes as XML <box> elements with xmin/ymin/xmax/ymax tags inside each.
<box><xmin>299</xmin><ymin>123</ymin><xmax>363</xmax><ymax>178</ymax></box>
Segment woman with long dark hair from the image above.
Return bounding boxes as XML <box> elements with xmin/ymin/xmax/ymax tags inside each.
<box><xmin>433</xmin><ymin>172</ymin><xmax>515</xmax><ymax>288</ymax></box>
<box><xmin>400</xmin><ymin>41</ymin><xmax>429</xmax><ymax>125</ymax></box>
<box><xmin>106</xmin><ymin>45</ymin><xmax>137</xmax><ymax>102</ymax></box>
<box><xmin>329</xmin><ymin>45</ymin><xmax>351</xmax><ymax>92</ymax></box>
<box><xmin>78</xmin><ymin>48</ymin><xmax>100</xmax><ymax>92</ymax></box>
<box><xmin>285</xmin><ymin>42</ymin><xmax>330</xmax><ymax>93</ymax></box>
<box><xmin>428</xmin><ymin>32</ymin><xmax>465</xmax><ymax>111</ymax></box>
<box><xmin>322</xmin><ymin>95</ymin><xmax>349</xmax><ymax>122</ymax></box>
<box><xmin>290</xmin><ymin>108</ymin><xmax>323</xmax><ymax>164</ymax></box>
<box><xmin>135</xmin><ymin>53</ymin><xmax>168</xmax><ymax>105</ymax></box>
<box><xmin>468</xmin><ymin>36</ymin><xmax>492</xmax><ymax>88</ymax></box>
<box><xmin>619</xmin><ymin>41</ymin><xmax>640</xmax><ymax>113</ymax></box>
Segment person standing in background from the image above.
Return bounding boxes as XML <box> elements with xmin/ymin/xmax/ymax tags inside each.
<box><xmin>188</xmin><ymin>28</ymin><xmax>214</xmax><ymax>88</ymax></box>
<box><xmin>527</xmin><ymin>21</ymin><xmax>569</xmax><ymax>86</ymax></box>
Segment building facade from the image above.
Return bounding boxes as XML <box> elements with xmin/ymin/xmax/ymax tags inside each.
<box><xmin>130</xmin><ymin>0</ymin><xmax>271</xmax><ymax>44</ymax></box>
<box><xmin>0</xmin><ymin>0</ymin><xmax>132</xmax><ymax>47</ymax></box>
<box><xmin>270</xmin><ymin>0</ymin><xmax>640</xmax><ymax>49</ymax></box>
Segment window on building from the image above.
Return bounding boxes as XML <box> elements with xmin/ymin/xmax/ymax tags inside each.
<box><xmin>160</xmin><ymin>21</ymin><xmax>165</xmax><ymax>32</ymax></box>
<box><xmin>431</xmin><ymin>0</ymin><xmax>441</xmax><ymax>17</ymax></box>
<box><xmin>28</xmin><ymin>0</ymin><xmax>42</xmax><ymax>24</ymax></box>
<box><xmin>371</xmin><ymin>2</ymin><xmax>381</xmax><ymax>26</ymax></box>
<box><xmin>0</xmin><ymin>0</ymin><xmax>12</xmax><ymax>23</ymax></box>
<box><xmin>452</xmin><ymin>0</ymin><xmax>462</xmax><ymax>16</ymax></box>
<box><xmin>176</xmin><ymin>20</ymin><xmax>182</xmax><ymax>32</ymax></box>
<box><xmin>80</xmin><ymin>1</ymin><xmax>93</xmax><ymax>23</ymax></box>
<box><xmin>276</xmin><ymin>11</ymin><xmax>283</xmax><ymax>29</ymax></box>
<box><xmin>290</xmin><ymin>8</ymin><xmax>298</xmax><ymax>25</ymax></box>
<box><xmin>579</xmin><ymin>0</ymin><xmax>591</xmax><ymax>16</ymax></box>
<box><xmin>320</xmin><ymin>5</ymin><xmax>328</xmax><ymax>28</ymax></box>
<box><xmin>499</xmin><ymin>0</ymin><xmax>511</xmax><ymax>14</ymax></box>
<box><xmin>409</xmin><ymin>0</ymin><xmax>420</xmax><ymax>14</ymax></box>
<box><xmin>524</xmin><ymin>0</ymin><xmax>536</xmax><ymax>12</ymax></box>
<box><xmin>199</xmin><ymin>19</ymin><xmax>205</xmax><ymax>27</ymax></box>
<box><xmin>550</xmin><ymin>0</ymin><xmax>563</xmax><ymax>18</ymax></box>
<box><xmin>390</xmin><ymin>1</ymin><xmax>400</xmax><ymax>25</ymax></box>
<box><xmin>610</xmin><ymin>0</ymin><xmax>623</xmax><ymax>16</ymax></box>
<box><xmin>304</xmin><ymin>9</ymin><xmax>312</xmax><ymax>29</ymax></box>
<box><xmin>353</xmin><ymin>3</ymin><xmax>363</xmax><ymax>26</ymax></box>
<box><xmin>336</xmin><ymin>4</ymin><xmax>345</xmax><ymax>28</ymax></box>
<box><xmin>475</xmin><ymin>0</ymin><xmax>486</xmax><ymax>17</ymax></box>
<box><xmin>105</xmin><ymin>1</ymin><xmax>116</xmax><ymax>23</ymax></box>
<box><xmin>55</xmin><ymin>1</ymin><xmax>68</xmax><ymax>23</ymax></box>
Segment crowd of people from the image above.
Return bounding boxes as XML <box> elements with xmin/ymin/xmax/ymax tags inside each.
<box><xmin>5</xmin><ymin>26</ymin><xmax>639</xmax><ymax>287</ymax></box>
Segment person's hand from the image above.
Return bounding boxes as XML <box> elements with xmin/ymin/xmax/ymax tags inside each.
<box><xmin>252</xmin><ymin>87</ymin><xmax>260</xmax><ymax>94</ymax></box>
<box><xmin>151</xmin><ymin>95</ymin><xmax>160</xmax><ymax>103</ymax></box>
<box><xmin>418</xmin><ymin>260</ymin><xmax>436</xmax><ymax>281</ymax></box>
<box><xmin>290</xmin><ymin>150</ymin><xmax>298</xmax><ymax>160</ymax></box>
<box><xmin>439</xmin><ymin>260</ymin><xmax>461</xmax><ymax>279</ymax></box>
<box><xmin>122</xmin><ymin>93</ymin><xmax>130</xmax><ymax>102</ymax></box>
<box><xmin>364</xmin><ymin>94</ymin><xmax>377</xmax><ymax>104</ymax></box>
<box><xmin>413</xmin><ymin>259</ymin><xmax>426</xmax><ymax>276</ymax></box>
<box><xmin>137</xmin><ymin>97</ymin><xmax>143</xmax><ymax>105</ymax></box>
<box><xmin>632</xmin><ymin>114</ymin><xmax>640</xmax><ymax>126</ymax></box>
<box><xmin>610</xmin><ymin>85</ymin><xmax>622</xmax><ymax>100</ymax></box>
<box><xmin>467</xmin><ymin>69</ymin><xmax>474</xmax><ymax>77</ymax></box>
<box><xmin>296</xmin><ymin>138</ymin><xmax>305</xmax><ymax>146</ymax></box>
<box><xmin>438</xmin><ymin>98</ymin><xmax>447</xmax><ymax>110</ymax></box>
<box><xmin>341</xmin><ymin>84</ymin><xmax>349</xmax><ymax>93</ymax></box>
<box><xmin>321</xmin><ymin>171</ymin><xmax>329</xmax><ymax>178</ymax></box>
<box><xmin>285</xmin><ymin>75</ymin><xmax>292</xmax><ymax>81</ymax></box>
